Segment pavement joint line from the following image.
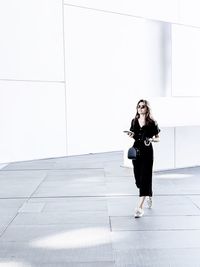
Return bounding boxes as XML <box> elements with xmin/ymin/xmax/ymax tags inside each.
<box><xmin>111</xmin><ymin>229</ymin><xmax>200</xmax><ymax>232</ymax></box>
<box><xmin>109</xmin><ymin>216</ymin><xmax>113</xmax><ymax>232</ymax></box>
<box><xmin>0</xmin><ymin>201</ymin><xmax>28</xmax><ymax>238</ymax></box>
<box><xmin>110</xmin><ymin>215</ymin><xmax>200</xmax><ymax>217</ymax></box>
<box><xmin>0</xmin><ymin>193</ymin><xmax>200</xmax><ymax>200</ymax></box>
<box><xmin>0</xmin><ymin>167</ymin><xmax>105</xmax><ymax>172</ymax></box>
<box><xmin>186</xmin><ymin>196</ymin><xmax>200</xmax><ymax>211</ymax></box>
<box><xmin>0</xmin><ymin>174</ymin><xmax>50</xmax><ymax>237</ymax></box>
<box><xmin>28</xmin><ymin>173</ymin><xmax>49</xmax><ymax>199</ymax></box>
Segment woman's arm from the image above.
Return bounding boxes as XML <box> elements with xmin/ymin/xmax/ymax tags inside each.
<box><xmin>128</xmin><ymin>119</ymin><xmax>135</xmax><ymax>138</ymax></box>
<box><xmin>128</xmin><ymin>131</ymin><xmax>134</xmax><ymax>138</ymax></box>
<box><xmin>150</xmin><ymin>134</ymin><xmax>160</xmax><ymax>142</ymax></box>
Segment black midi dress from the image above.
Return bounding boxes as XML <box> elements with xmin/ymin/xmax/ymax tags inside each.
<box><xmin>130</xmin><ymin>118</ymin><xmax>160</xmax><ymax>197</ymax></box>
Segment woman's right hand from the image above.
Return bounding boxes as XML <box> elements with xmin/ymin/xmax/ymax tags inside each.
<box><xmin>128</xmin><ymin>132</ymin><xmax>134</xmax><ymax>138</ymax></box>
<box><xmin>123</xmin><ymin>130</ymin><xmax>134</xmax><ymax>138</ymax></box>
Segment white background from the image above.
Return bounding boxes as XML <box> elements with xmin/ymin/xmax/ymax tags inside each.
<box><xmin>1</xmin><ymin>0</ymin><xmax>200</xmax><ymax>168</ymax></box>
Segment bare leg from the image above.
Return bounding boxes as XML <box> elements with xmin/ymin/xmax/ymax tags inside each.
<box><xmin>134</xmin><ymin>196</ymin><xmax>146</xmax><ymax>218</ymax></box>
<box><xmin>138</xmin><ymin>196</ymin><xmax>146</xmax><ymax>209</ymax></box>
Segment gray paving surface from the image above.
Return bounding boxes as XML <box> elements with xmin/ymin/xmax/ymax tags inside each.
<box><xmin>0</xmin><ymin>151</ymin><xmax>200</xmax><ymax>266</ymax></box>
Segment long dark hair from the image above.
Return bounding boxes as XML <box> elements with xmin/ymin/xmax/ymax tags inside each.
<box><xmin>134</xmin><ymin>99</ymin><xmax>154</xmax><ymax>125</ymax></box>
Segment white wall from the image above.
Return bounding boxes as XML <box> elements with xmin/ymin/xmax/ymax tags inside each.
<box><xmin>172</xmin><ymin>24</ymin><xmax>200</xmax><ymax>96</ymax></box>
<box><xmin>64</xmin><ymin>0</ymin><xmax>200</xmax><ymax>27</ymax></box>
<box><xmin>0</xmin><ymin>82</ymin><xmax>67</xmax><ymax>163</ymax></box>
<box><xmin>64</xmin><ymin>0</ymin><xmax>180</xmax><ymax>24</ymax></box>
<box><xmin>147</xmin><ymin>97</ymin><xmax>200</xmax><ymax>127</ymax></box>
<box><xmin>1</xmin><ymin>0</ymin><xmax>200</xmax><ymax>168</ymax></box>
<box><xmin>0</xmin><ymin>0</ymin><xmax>67</xmax><ymax>163</ymax></box>
<box><xmin>175</xmin><ymin>126</ymin><xmax>200</xmax><ymax>168</ymax></box>
<box><xmin>179</xmin><ymin>0</ymin><xmax>200</xmax><ymax>27</ymax></box>
<box><xmin>0</xmin><ymin>0</ymin><xmax>64</xmax><ymax>81</ymax></box>
<box><xmin>64</xmin><ymin>5</ymin><xmax>169</xmax><ymax>155</ymax></box>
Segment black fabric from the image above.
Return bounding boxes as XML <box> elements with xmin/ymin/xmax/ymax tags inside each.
<box><xmin>130</xmin><ymin>118</ymin><xmax>160</xmax><ymax>197</ymax></box>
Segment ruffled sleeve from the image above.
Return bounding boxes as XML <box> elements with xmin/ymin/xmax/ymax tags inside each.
<box><xmin>152</xmin><ymin>121</ymin><xmax>160</xmax><ymax>136</ymax></box>
<box><xmin>129</xmin><ymin>119</ymin><xmax>135</xmax><ymax>132</ymax></box>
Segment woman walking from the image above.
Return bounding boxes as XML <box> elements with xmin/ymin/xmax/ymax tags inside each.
<box><xmin>127</xmin><ymin>99</ymin><xmax>160</xmax><ymax>218</ymax></box>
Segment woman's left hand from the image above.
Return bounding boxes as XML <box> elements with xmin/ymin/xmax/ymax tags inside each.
<box><xmin>150</xmin><ymin>136</ymin><xmax>160</xmax><ymax>142</ymax></box>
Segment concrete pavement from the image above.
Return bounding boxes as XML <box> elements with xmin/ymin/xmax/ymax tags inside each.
<box><xmin>0</xmin><ymin>151</ymin><xmax>200</xmax><ymax>266</ymax></box>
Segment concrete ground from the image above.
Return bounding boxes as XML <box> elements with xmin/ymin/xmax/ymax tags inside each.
<box><xmin>0</xmin><ymin>151</ymin><xmax>200</xmax><ymax>267</ymax></box>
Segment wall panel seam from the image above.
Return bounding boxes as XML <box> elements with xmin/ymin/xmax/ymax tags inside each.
<box><xmin>62</xmin><ymin>0</ymin><xmax>68</xmax><ymax>155</ymax></box>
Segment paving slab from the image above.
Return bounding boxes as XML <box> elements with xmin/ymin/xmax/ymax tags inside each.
<box><xmin>110</xmin><ymin>215</ymin><xmax>200</xmax><ymax>231</ymax></box>
<box><xmin>0</xmin><ymin>211</ymin><xmax>18</xmax><ymax>226</ymax></box>
<box><xmin>114</xmin><ymin>248</ymin><xmax>200</xmax><ymax>267</ymax></box>
<box><xmin>188</xmin><ymin>195</ymin><xmax>200</xmax><ymax>208</ymax></box>
<box><xmin>0</xmin><ymin>199</ymin><xmax>25</xmax><ymax>230</ymax></box>
<box><xmin>45</xmin><ymin>175</ymin><xmax>106</xmax><ymax>183</ymax></box>
<box><xmin>10</xmin><ymin>211</ymin><xmax>110</xmax><ymax>225</ymax></box>
<box><xmin>0</xmin><ymin>199</ymin><xmax>25</xmax><ymax>211</ymax></box>
<box><xmin>41</xmin><ymin>199</ymin><xmax>108</xmax><ymax>212</ymax></box>
<box><xmin>0</xmin><ymin>262</ymin><xmax>115</xmax><ymax>267</ymax></box>
<box><xmin>54</xmin><ymin>161</ymin><xmax>105</xmax><ymax>169</ymax></box>
<box><xmin>0</xmin><ymin>171</ymin><xmax>46</xmax><ymax>198</ymax></box>
<box><xmin>107</xmin><ymin>196</ymin><xmax>138</xmax><ymax>216</ymax></box>
<box><xmin>2</xmin><ymin>162</ymin><xmax>56</xmax><ymax>170</ymax></box>
<box><xmin>111</xmin><ymin>230</ymin><xmax>200</xmax><ymax>249</ymax></box>
<box><xmin>0</xmin><ymin>226</ymin><xmax>6</xmax><ymax>236</ymax></box>
<box><xmin>109</xmin><ymin>195</ymin><xmax>200</xmax><ymax>216</ymax></box>
<box><xmin>104</xmin><ymin>166</ymin><xmax>133</xmax><ymax>177</ymax></box>
<box><xmin>32</xmin><ymin>184</ymin><xmax>106</xmax><ymax>197</ymax></box>
<box><xmin>18</xmin><ymin>203</ymin><xmax>45</xmax><ymax>213</ymax></box>
<box><xmin>28</xmin><ymin>196</ymin><xmax>106</xmax><ymax>203</ymax></box>
<box><xmin>46</xmin><ymin>169</ymin><xmax>105</xmax><ymax>178</ymax></box>
<box><xmin>0</xmin><ymin>163</ymin><xmax>8</xmax><ymax>169</ymax></box>
<box><xmin>0</xmin><ymin>242</ymin><xmax>114</xmax><ymax>264</ymax></box>
<box><xmin>1</xmin><ymin>152</ymin><xmax>200</xmax><ymax>266</ymax></box>
<box><xmin>106</xmin><ymin>181</ymin><xmax>138</xmax><ymax>196</ymax></box>
<box><xmin>0</xmin><ymin>225</ymin><xmax>111</xmax><ymax>247</ymax></box>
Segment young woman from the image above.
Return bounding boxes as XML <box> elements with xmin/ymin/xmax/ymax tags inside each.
<box><xmin>127</xmin><ymin>99</ymin><xmax>160</xmax><ymax>218</ymax></box>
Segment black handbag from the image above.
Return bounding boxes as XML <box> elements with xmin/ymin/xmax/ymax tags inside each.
<box><xmin>127</xmin><ymin>146</ymin><xmax>137</xmax><ymax>160</ymax></box>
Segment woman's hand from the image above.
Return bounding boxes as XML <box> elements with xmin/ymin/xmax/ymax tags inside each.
<box><xmin>128</xmin><ymin>132</ymin><xmax>134</xmax><ymax>138</ymax></box>
<box><xmin>149</xmin><ymin>135</ymin><xmax>160</xmax><ymax>142</ymax></box>
<box><xmin>123</xmin><ymin>130</ymin><xmax>134</xmax><ymax>138</ymax></box>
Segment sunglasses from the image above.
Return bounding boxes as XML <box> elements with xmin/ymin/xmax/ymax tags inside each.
<box><xmin>137</xmin><ymin>105</ymin><xmax>146</xmax><ymax>109</ymax></box>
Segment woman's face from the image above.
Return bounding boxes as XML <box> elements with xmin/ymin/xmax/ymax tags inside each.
<box><xmin>137</xmin><ymin>102</ymin><xmax>147</xmax><ymax>115</ymax></box>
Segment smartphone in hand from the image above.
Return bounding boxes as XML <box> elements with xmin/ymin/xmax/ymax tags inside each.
<box><xmin>123</xmin><ymin>130</ymin><xmax>134</xmax><ymax>135</ymax></box>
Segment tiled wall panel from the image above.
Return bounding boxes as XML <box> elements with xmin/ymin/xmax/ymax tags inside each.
<box><xmin>0</xmin><ymin>0</ymin><xmax>64</xmax><ymax>81</ymax></box>
<box><xmin>175</xmin><ymin>126</ymin><xmax>200</xmax><ymax>168</ymax></box>
<box><xmin>0</xmin><ymin>81</ymin><xmax>67</xmax><ymax>163</ymax></box>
